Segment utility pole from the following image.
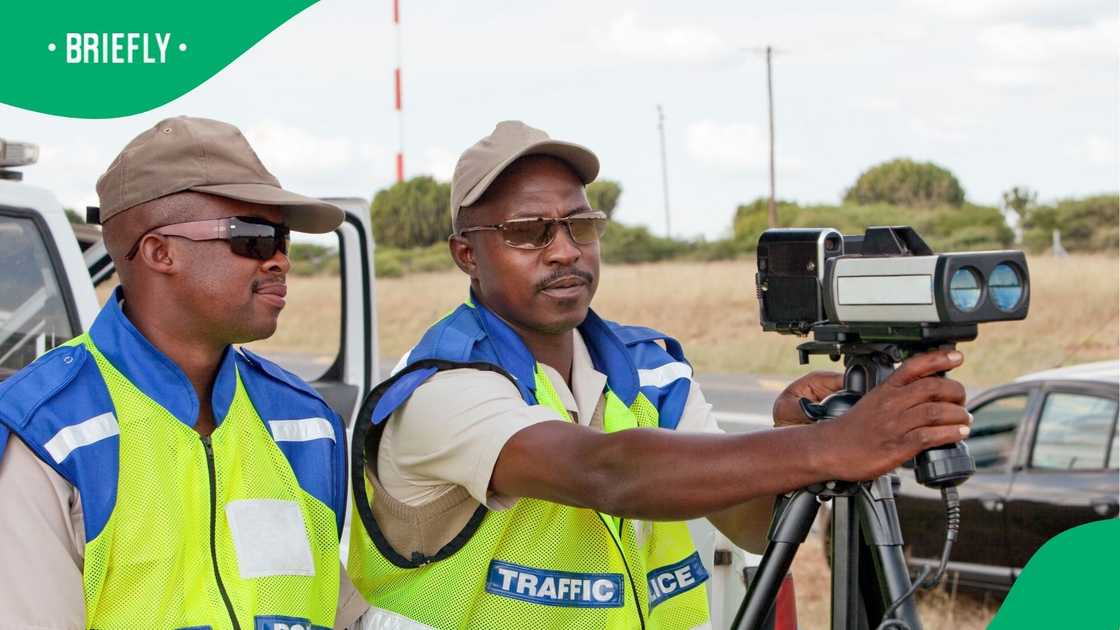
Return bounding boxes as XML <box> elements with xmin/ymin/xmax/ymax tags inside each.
<box><xmin>765</xmin><ymin>45</ymin><xmax>777</xmax><ymax>228</ymax></box>
<box><xmin>657</xmin><ymin>104</ymin><xmax>671</xmax><ymax>238</ymax></box>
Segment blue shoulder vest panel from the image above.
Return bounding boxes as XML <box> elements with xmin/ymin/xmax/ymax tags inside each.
<box><xmin>368</xmin><ymin>297</ymin><xmax>695</xmax><ymax>431</ymax></box>
<box><xmin>0</xmin><ymin>344</ymin><xmax>120</xmax><ymax>541</ymax></box>
<box><xmin>239</xmin><ymin>348</ymin><xmax>348</xmax><ymax>534</ymax></box>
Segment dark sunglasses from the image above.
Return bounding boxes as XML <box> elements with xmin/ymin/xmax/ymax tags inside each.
<box><xmin>458</xmin><ymin>211</ymin><xmax>608</xmax><ymax>250</ymax></box>
<box><xmin>124</xmin><ymin>216</ymin><xmax>291</xmax><ymax>261</ymax></box>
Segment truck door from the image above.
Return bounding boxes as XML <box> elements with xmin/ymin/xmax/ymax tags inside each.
<box><xmin>1004</xmin><ymin>384</ymin><xmax>1119</xmax><ymax>573</ymax></box>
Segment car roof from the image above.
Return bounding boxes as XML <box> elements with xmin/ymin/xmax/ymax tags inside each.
<box><xmin>1014</xmin><ymin>361</ymin><xmax>1120</xmax><ymax>385</ymax></box>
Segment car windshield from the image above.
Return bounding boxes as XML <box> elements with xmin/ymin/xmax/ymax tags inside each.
<box><xmin>0</xmin><ymin>214</ymin><xmax>75</xmax><ymax>379</ymax></box>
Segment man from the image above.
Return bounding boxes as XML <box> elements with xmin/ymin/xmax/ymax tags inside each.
<box><xmin>0</xmin><ymin>117</ymin><xmax>366</xmax><ymax>628</ymax></box>
<box><xmin>347</xmin><ymin>121</ymin><xmax>971</xmax><ymax>629</ymax></box>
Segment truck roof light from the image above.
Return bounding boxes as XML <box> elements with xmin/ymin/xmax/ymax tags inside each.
<box><xmin>0</xmin><ymin>138</ymin><xmax>39</xmax><ymax>168</ymax></box>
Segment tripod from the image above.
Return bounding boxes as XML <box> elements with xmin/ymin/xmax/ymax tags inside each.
<box><xmin>733</xmin><ymin>343</ymin><xmax>944</xmax><ymax>630</ymax></box>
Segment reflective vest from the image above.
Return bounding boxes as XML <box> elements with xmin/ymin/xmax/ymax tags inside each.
<box><xmin>348</xmin><ymin>295</ymin><xmax>711</xmax><ymax>629</ymax></box>
<box><xmin>0</xmin><ymin>293</ymin><xmax>346</xmax><ymax>630</ymax></box>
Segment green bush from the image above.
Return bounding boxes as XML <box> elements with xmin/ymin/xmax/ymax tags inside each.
<box><xmin>370</xmin><ymin>176</ymin><xmax>452</xmax><ymax>249</ymax></box>
<box><xmin>844</xmin><ymin>158</ymin><xmax>965</xmax><ymax>208</ymax></box>
<box><xmin>374</xmin><ymin>242</ymin><xmax>455</xmax><ymax>278</ymax></box>
<box><xmin>599</xmin><ymin>222</ymin><xmax>691</xmax><ymax>264</ymax></box>
<box><xmin>732</xmin><ymin>199</ymin><xmax>1012</xmax><ymax>252</ymax></box>
<box><xmin>1023</xmin><ymin>194</ymin><xmax>1119</xmax><ymax>253</ymax></box>
<box><xmin>288</xmin><ymin>243</ymin><xmax>338</xmax><ymax>276</ymax></box>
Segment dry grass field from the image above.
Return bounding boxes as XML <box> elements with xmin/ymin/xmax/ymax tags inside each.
<box><xmin>790</xmin><ymin>533</ymin><xmax>1002</xmax><ymax>630</ymax></box>
<box><xmin>254</xmin><ymin>253</ymin><xmax>1119</xmax><ymax>387</ymax></box>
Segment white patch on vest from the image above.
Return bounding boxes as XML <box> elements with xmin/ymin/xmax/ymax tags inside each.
<box><xmin>225</xmin><ymin>499</ymin><xmax>315</xmax><ymax>578</ymax></box>
<box><xmin>268</xmin><ymin>417</ymin><xmax>335</xmax><ymax>443</ymax></box>
<box><xmin>638</xmin><ymin>362</ymin><xmax>693</xmax><ymax>388</ymax></box>
<box><xmin>357</xmin><ymin>607</ymin><xmax>437</xmax><ymax>630</ymax></box>
<box><xmin>44</xmin><ymin>412</ymin><xmax>119</xmax><ymax>463</ymax></box>
<box><xmin>486</xmin><ymin>560</ymin><xmax>624</xmax><ymax>607</ymax></box>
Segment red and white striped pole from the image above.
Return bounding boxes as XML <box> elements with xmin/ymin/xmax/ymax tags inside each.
<box><xmin>393</xmin><ymin>0</ymin><xmax>404</xmax><ymax>183</ymax></box>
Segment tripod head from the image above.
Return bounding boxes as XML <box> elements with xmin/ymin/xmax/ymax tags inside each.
<box><xmin>795</xmin><ymin>331</ymin><xmax>975</xmax><ymax>489</ymax></box>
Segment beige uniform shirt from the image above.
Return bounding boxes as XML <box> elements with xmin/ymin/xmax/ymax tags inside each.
<box><xmin>0</xmin><ymin>432</ymin><xmax>368</xmax><ymax>629</ymax></box>
<box><xmin>377</xmin><ymin>330</ymin><xmax>722</xmax><ymax>514</ymax></box>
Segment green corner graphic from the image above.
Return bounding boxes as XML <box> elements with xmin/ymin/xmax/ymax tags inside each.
<box><xmin>989</xmin><ymin>519</ymin><xmax>1120</xmax><ymax>629</ymax></box>
<box><xmin>1</xmin><ymin>0</ymin><xmax>318</xmax><ymax>118</ymax></box>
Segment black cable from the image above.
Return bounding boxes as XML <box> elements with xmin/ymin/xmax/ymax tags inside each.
<box><xmin>874</xmin><ymin>486</ymin><xmax>962</xmax><ymax>630</ymax></box>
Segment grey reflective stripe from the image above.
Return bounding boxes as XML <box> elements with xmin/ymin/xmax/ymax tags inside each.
<box><xmin>638</xmin><ymin>361</ymin><xmax>693</xmax><ymax>388</ymax></box>
<box><xmin>390</xmin><ymin>350</ymin><xmax>411</xmax><ymax>376</ymax></box>
<box><xmin>43</xmin><ymin>412</ymin><xmax>119</xmax><ymax>463</ymax></box>
<box><xmin>268</xmin><ymin>418</ymin><xmax>336</xmax><ymax>443</ymax></box>
<box><xmin>357</xmin><ymin>607</ymin><xmax>436</xmax><ymax>630</ymax></box>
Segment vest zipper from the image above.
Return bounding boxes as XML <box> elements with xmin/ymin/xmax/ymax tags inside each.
<box><xmin>201</xmin><ymin>435</ymin><xmax>242</xmax><ymax>630</ymax></box>
<box><xmin>598</xmin><ymin>516</ymin><xmax>646</xmax><ymax>630</ymax></box>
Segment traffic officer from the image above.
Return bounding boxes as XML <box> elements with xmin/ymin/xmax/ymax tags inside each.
<box><xmin>347</xmin><ymin>121</ymin><xmax>971</xmax><ymax>629</ymax></box>
<box><xmin>0</xmin><ymin>117</ymin><xmax>366</xmax><ymax>628</ymax></box>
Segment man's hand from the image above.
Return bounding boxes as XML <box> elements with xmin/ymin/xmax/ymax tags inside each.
<box><xmin>815</xmin><ymin>350</ymin><xmax>972</xmax><ymax>481</ymax></box>
<box><xmin>772</xmin><ymin>371</ymin><xmax>844</xmax><ymax>427</ymax></box>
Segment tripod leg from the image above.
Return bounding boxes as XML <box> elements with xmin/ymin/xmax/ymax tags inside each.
<box><xmin>831</xmin><ymin>495</ymin><xmax>870</xmax><ymax>630</ymax></box>
<box><xmin>856</xmin><ymin>476</ymin><xmax>920</xmax><ymax>629</ymax></box>
<box><xmin>733</xmin><ymin>489</ymin><xmax>820</xmax><ymax>630</ymax></box>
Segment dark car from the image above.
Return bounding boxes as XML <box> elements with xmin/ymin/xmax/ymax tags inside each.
<box><xmin>895</xmin><ymin>361</ymin><xmax>1120</xmax><ymax>593</ymax></box>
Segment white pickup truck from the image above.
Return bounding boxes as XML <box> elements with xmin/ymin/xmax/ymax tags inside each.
<box><xmin>0</xmin><ymin>137</ymin><xmax>795</xmax><ymax>630</ymax></box>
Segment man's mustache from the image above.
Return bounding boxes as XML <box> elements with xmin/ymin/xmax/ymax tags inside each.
<box><xmin>535</xmin><ymin>268</ymin><xmax>595</xmax><ymax>292</ymax></box>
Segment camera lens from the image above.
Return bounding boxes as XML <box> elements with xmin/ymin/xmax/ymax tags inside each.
<box><xmin>949</xmin><ymin>267</ymin><xmax>982</xmax><ymax>311</ymax></box>
<box><xmin>990</xmin><ymin>263</ymin><xmax>1024</xmax><ymax>311</ymax></box>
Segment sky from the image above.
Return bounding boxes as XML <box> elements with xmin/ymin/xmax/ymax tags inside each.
<box><xmin>4</xmin><ymin>0</ymin><xmax>1118</xmax><ymax>240</ymax></box>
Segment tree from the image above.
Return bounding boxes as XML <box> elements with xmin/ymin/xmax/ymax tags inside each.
<box><xmin>586</xmin><ymin>180</ymin><xmax>622</xmax><ymax>219</ymax></box>
<box><xmin>843</xmin><ymin>158</ymin><xmax>965</xmax><ymax>208</ymax></box>
<box><xmin>64</xmin><ymin>208</ymin><xmax>84</xmax><ymax>224</ymax></box>
<box><xmin>1001</xmin><ymin>186</ymin><xmax>1038</xmax><ymax>223</ymax></box>
<box><xmin>369</xmin><ymin>176</ymin><xmax>452</xmax><ymax>249</ymax></box>
<box><xmin>1022</xmin><ymin>194</ymin><xmax>1119</xmax><ymax>253</ymax></box>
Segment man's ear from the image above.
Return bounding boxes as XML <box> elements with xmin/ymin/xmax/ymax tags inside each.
<box><xmin>448</xmin><ymin>234</ymin><xmax>479</xmax><ymax>279</ymax></box>
<box><xmin>136</xmin><ymin>234</ymin><xmax>178</xmax><ymax>276</ymax></box>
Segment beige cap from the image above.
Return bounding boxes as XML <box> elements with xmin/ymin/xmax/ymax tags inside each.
<box><xmin>450</xmin><ymin>121</ymin><xmax>599</xmax><ymax>224</ymax></box>
<box><xmin>96</xmin><ymin>116</ymin><xmax>343</xmax><ymax>233</ymax></box>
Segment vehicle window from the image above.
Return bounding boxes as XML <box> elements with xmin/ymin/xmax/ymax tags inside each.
<box><xmin>967</xmin><ymin>394</ymin><xmax>1028</xmax><ymax>469</ymax></box>
<box><xmin>0</xmin><ymin>214</ymin><xmax>76</xmax><ymax>378</ymax></box>
<box><xmin>1031</xmin><ymin>393</ymin><xmax>1118</xmax><ymax>471</ymax></box>
<box><xmin>241</xmin><ymin>235</ymin><xmax>341</xmax><ymax>382</ymax></box>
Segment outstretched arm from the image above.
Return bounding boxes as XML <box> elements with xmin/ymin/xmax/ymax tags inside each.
<box><xmin>491</xmin><ymin>350</ymin><xmax>970</xmax><ymax>523</ymax></box>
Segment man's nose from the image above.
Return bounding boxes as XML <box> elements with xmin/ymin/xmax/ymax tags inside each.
<box><xmin>260</xmin><ymin>248</ymin><xmax>291</xmax><ymax>275</ymax></box>
<box><xmin>542</xmin><ymin>222</ymin><xmax>581</xmax><ymax>265</ymax></box>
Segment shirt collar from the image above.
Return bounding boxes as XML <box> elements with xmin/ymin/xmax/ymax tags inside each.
<box><xmin>468</xmin><ymin>291</ymin><xmax>640</xmax><ymax>406</ymax></box>
<box><xmin>88</xmin><ymin>286</ymin><xmax>238</xmax><ymax>428</ymax></box>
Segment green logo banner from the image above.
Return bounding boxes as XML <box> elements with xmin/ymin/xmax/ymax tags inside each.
<box><xmin>989</xmin><ymin>519</ymin><xmax>1119</xmax><ymax>629</ymax></box>
<box><xmin>1</xmin><ymin>0</ymin><xmax>318</xmax><ymax>118</ymax></box>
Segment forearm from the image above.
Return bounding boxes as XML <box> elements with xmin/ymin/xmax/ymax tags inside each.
<box><xmin>593</xmin><ymin>425</ymin><xmax>827</xmax><ymax>520</ymax></box>
<box><xmin>494</xmin><ymin>421</ymin><xmax>830</xmax><ymax>522</ymax></box>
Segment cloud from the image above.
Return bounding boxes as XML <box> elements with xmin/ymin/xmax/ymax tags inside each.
<box><xmin>685</xmin><ymin>120</ymin><xmax>801</xmax><ymax>173</ymax></box>
<box><xmin>422</xmin><ymin>146</ymin><xmax>458</xmax><ymax>181</ymax></box>
<box><xmin>598</xmin><ymin>12</ymin><xmax>732</xmax><ymax>62</ymax></box>
<box><xmin>977</xmin><ymin>18</ymin><xmax>1119</xmax><ymax>64</ymax></box>
<box><xmin>1080</xmin><ymin>134</ymin><xmax>1117</xmax><ymax>165</ymax></box>
<box><xmin>241</xmin><ymin>120</ymin><xmax>394</xmax><ymax>194</ymax></box>
<box><xmin>905</xmin><ymin>0</ymin><xmax>1115</xmax><ymax>26</ymax></box>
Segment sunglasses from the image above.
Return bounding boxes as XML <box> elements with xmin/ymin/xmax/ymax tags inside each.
<box><xmin>124</xmin><ymin>216</ymin><xmax>291</xmax><ymax>261</ymax></box>
<box><xmin>458</xmin><ymin>211</ymin><xmax>608</xmax><ymax>250</ymax></box>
